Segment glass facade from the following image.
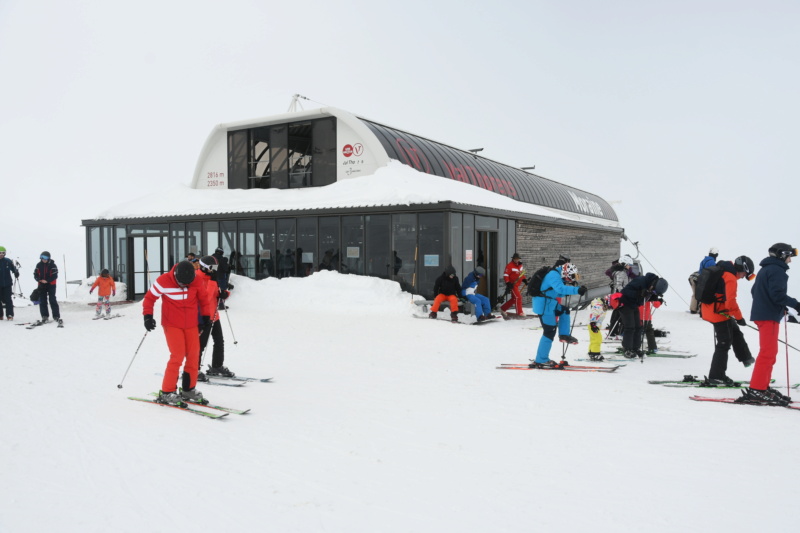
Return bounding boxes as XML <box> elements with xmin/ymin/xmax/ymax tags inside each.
<box><xmin>85</xmin><ymin>211</ymin><xmax>514</xmax><ymax>301</ymax></box>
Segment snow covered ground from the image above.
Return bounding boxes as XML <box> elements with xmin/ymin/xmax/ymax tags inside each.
<box><xmin>3</xmin><ymin>271</ymin><xmax>800</xmax><ymax>532</ymax></box>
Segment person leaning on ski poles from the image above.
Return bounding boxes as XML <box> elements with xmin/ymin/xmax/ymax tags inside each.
<box><xmin>531</xmin><ymin>255</ymin><xmax>587</xmax><ymax>368</ymax></box>
<box><xmin>738</xmin><ymin>243</ymin><xmax>800</xmax><ymax>406</ymax></box>
<box><xmin>0</xmin><ymin>246</ymin><xmax>19</xmax><ymax>320</ymax></box>
<box><xmin>143</xmin><ymin>260</ymin><xmax>213</xmax><ymax>406</ymax></box>
<box><xmin>617</xmin><ymin>273</ymin><xmax>668</xmax><ymax>360</ymax></box>
<box><xmin>699</xmin><ymin>256</ymin><xmax>755</xmax><ymax>386</ymax></box>
<box><xmin>499</xmin><ymin>252</ymin><xmax>528</xmax><ymax>318</ymax></box>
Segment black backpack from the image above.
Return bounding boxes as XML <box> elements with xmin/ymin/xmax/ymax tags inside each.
<box><xmin>527</xmin><ymin>266</ymin><xmax>554</xmax><ymax>297</ymax></box>
<box><xmin>695</xmin><ymin>265</ymin><xmax>725</xmax><ymax>305</ymax></box>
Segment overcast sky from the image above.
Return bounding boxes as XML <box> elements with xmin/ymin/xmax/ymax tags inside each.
<box><xmin>2</xmin><ymin>0</ymin><xmax>799</xmax><ymax>304</ymax></box>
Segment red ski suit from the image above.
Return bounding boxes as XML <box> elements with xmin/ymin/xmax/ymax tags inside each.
<box><xmin>500</xmin><ymin>260</ymin><xmax>527</xmax><ymax>315</ymax></box>
<box><xmin>143</xmin><ymin>265</ymin><xmax>213</xmax><ymax>392</ymax></box>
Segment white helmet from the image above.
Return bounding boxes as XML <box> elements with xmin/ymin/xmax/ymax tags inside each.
<box><xmin>709</xmin><ymin>247</ymin><xmax>719</xmax><ymax>255</ymax></box>
<box><xmin>561</xmin><ymin>262</ymin><xmax>580</xmax><ymax>282</ymax></box>
<box><xmin>619</xmin><ymin>255</ymin><xmax>633</xmax><ymax>265</ymax></box>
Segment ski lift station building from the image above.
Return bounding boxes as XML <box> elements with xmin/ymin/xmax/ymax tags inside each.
<box><xmin>82</xmin><ymin>107</ymin><xmax>623</xmax><ymax>302</ymax></box>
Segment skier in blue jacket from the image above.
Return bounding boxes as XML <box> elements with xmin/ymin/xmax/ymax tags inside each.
<box><xmin>531</xmin><ymin>258</ymin><xmax>587</xmax><ymax>367</ymax></box>
<box><xmin>698</xmin><ymin>247</ymin><xmax>719</xmax><ymax>274</ymax></box>
<box><xmin>461</xmin><ymin>266</ymin><xmax>494</xmax><ymax>322</ymax></box>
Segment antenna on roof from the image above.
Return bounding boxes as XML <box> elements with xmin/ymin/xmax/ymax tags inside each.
<box><xmin>468</xmin><ymin>148</ymin><xmax>483</xmax><ymax>154</ymax></box>
<box><xmin>521</xmin><ymin>166</ymin><xmax>536</xmax><ymax>171</ymax></box>
<box><xmin>288</xmin><ymin>94</ymin><xmax>310</xmax><ymax>112</ymax></box>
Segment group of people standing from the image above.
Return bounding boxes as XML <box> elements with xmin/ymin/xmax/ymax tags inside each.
<box><xmin>697</xmin><ymin>244</ymin><xmax>800</xmax><ymax>406</ymax></box>
<box><xmin>0</xmin><ymin>248</ymin><xmax>63</xmax><ymax>326</ymax></box>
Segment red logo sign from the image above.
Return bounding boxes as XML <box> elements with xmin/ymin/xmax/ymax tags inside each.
<box><xmin>342</xmin><ymin>144</ymin><xmax>353</xmax><ymax>157</ymax></box>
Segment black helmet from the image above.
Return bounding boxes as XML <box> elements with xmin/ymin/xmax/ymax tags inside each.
<box><xmin>174</xmin><ymin>260</ymin><xmax>196</xmax><ymax>286</ymax></box>
<box><xmin>40</xmin><ymin>251</ymin><xmax>51</xmax><ymax>261</ymax></box>
<box><xmin>475</xmin><ymin>266</ymin><xmax>486</xmax><ymax>277</ymax></box>
<box><xmin>768</xmin><ymin>243</ymin><xmax>798</xmax><ymax>260</ymax></box>
<box><xmin>734</xmin><ymin>256</ymin><xmax>755</xmax><ymax>280</ymax></box>
<box><xmin>445</xmin><ymin>265</ymin><xmax>456</xmax><ymax>276</ymax></box>
<box><xmin>652</xmin><ymin>278</ymin><xmax>668</xmax><ymax>296</ymax></box>
<box><xmin>214</xmin><ymin>247</ymin><xmax>224</xmax><ymax>255</ymax></box>
<box><xmin>511</xmin><ymin>252</ymin><xmax>521</xmax><ymax>260</ymax></box>
<box><xmin>199</xmin><ymin>255</ymin><xmax>218</xmax><ymax>272</ymax></box>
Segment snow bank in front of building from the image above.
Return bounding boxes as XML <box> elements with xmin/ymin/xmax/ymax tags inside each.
<box><xmin>91</xmin><ymin>161</ymin><xmax>618</xmax><ymax>228</ymax></box>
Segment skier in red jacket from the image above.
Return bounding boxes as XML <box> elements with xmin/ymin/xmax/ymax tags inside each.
<box><xmin>143</xmin><ymin>260</ymin><xmax>213</xmax><ymax>406</ymax></box>
<box><xmin>499</xmin><ymin>253</ymin><xmax>528</xmax><ymax>318</ymax></box>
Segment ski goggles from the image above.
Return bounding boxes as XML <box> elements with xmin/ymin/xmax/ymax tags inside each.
<box><xmin>40</xmin><ymin>254</ymin><xmax>50</xmax><ymax>260</ymax></box>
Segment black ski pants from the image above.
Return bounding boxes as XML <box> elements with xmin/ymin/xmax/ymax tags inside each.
<box><xmin>199</xmin><ymin>320</ymin><xmax>225</xmax><ymax>369</ymax></box>
<box><xmin>38</xmin><ymin>283</ymin><xmax>59</xmax><ymax>320</ymax></box>
<box><xmin>620</xmin><ymin>305</ymin><xmax>643</xmax><ymax>352</ymax></box>
<box><xmin>709</xmin><ymin>319</ymin><xmax>751</xmax><ymax>380</ymax></box>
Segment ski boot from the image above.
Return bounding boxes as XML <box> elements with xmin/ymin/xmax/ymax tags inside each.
<box><xmin>196</xmin><ymin>371</ymin><xmax>209</xmax><ymax>383</ymax></box>
<box><xmin>558</xmin><ymin>334</ymin><xmax>578</xmax><ymax>345</ymax></box>
<box><xmin>587</xmin><ymin>352</ymin><xmax>604</xmax><ymax>362</ymax></box>
<box><xmin>622</xmin><ymin>350</ymin><xmax>638</xmax><ymax>359</ymax></box>
<box><xmin>180</xmin><ymin>387</ymin><xmax>209</xmax><ymax>405</ymax></box>
<box><xmin>531</xmin><ymin>360</ymin><xmax>561</xmax><ymax>369</ymax></box>
<box><xmin>450</xmin><ymin>312</ymin><xmax>459</xmax><ymax>323</ymax></box>
<box><xmin>156</xmin><ymin>390</ymin><xmax>186</xmax><ymax>407</ymax></box>
<box><xmin>428</xmin><ymin>311</ymin><xmax>438</xmax><ymax>319</ymax></box>
<box><xmin>207</xmin><ymin>366</ymin><xmax>235</xmax><ymax>378</ymax></box>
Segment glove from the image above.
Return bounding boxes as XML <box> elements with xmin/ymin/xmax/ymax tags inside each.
<box><xmin>789</xmin><ymin>315</ymin><xmax>799</xmax><ymax>324</ymax></box>
<box><xmin>736</xmin><ymin>318</ymin><xmax>747</xmax><ymax>327</ymax></box>
<box><xmin>577</xmin><ymin>285</ymin><xmax>588</xmax><ymax>296</ymax></box>
<box><xmin>201</xmin><ymin>315</ymin><xmax>211</xmax><ymax>327</ymax></box>
<box><xmin>505</xmin><ymin>282</ymin><xmax>513</xmax><ymax>292</ymax></box>
<box><xmin>590</xmin><ymin>323</ymin><xmax>600</xmax><ymax>333</ymax></box>
<box><xmin>143</xmin><ymin>314</ymin><xmax>156</xmax><ymax>331</ymax></box>
<box><xmin>112</xmin><ymin>290</ymin><xmax>116</xmax><ymax>296</ymax></box>
<box><xmin>794</xmin><ymin>303</ymin><xmax>800</xmax><ymax>314</ymax></box>
<box><xmin>219</xmin><ymin>289</ymin><xmax>230</xmax><ymax>300</ymax></box>
<box><xmin>89</xmin><ymin>289</ymin><xmax>94</xmax><ymax>294</ymax></box>
<box><xmin>522</xmin><ymin>279</ymin><xmax>529</xmax><ymax>285</ymax></box>
<box><xmin>14</xmin><ymin>272</ymin><xmax>18</xmax><ymax>278</ymax></box>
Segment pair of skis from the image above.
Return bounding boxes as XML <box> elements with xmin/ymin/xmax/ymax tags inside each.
<box><xmin>128</xmin><ymin>393</ymin><xmax>250</xmax><ymax>419</ymax></box>
<box><xmin>26</xmin><ymin>319</ymin><xmax>63</xmax><ymax>329</ymax></box>
<box><xmin>496</xmin><ymin>362</ymin><xmax>622</xmax><ymax>373</ymax></box>
<box><xmin>93</xmin><ymin>314</ymin><xmax>123</xmax><ymax>321</ymax></box>
<box><xmin>689</xmin><ymin>395</ymin><xmax>800</xmax><ymax>411</ymax></box>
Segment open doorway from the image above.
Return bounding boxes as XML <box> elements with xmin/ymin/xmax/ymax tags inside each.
<box><xmin>476</xmin><ymin>231</ymin><xmax>498</xmax><ymax>305</ymax></box>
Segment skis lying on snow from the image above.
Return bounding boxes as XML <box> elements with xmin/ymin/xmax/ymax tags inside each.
<box><xmin>689</xmin><ymin>396</ymin><xmax>800</xmax><ymax>411</ymax></box>
<box><xmin>147</xmin><ymin>392</ymin><xmax>250</xmax><ymax>414</ymax></box>
<box><xmin>496</xmin><ymin>362</ymin><xmax>622</xmax><ymax>373</ymax></box>
<box><xmin>26</xmin><ymin>319</ymin><xmax>62</xmax><ymax>329</ymax></box>
<box><xmin>127</xmin><ymin>397</ymin><xmax>229</xmax><ymax>419</ymax></box>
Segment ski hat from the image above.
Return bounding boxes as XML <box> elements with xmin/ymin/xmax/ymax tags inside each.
<box><xmin>100</xmin><ymin>268</ymin><xmax>110</xmax><ymax>276</ymax></box>
<box><xmin>445</xmin><ymin>265</ymin><xmax>456</xmax><ymax>276</ymax></box>
<box><xmin>214</xmin><ymin>247</ymin><xmax>224</xmax><ymax>255</ymax></box>
<box><xmin>734</xmin><ymin>256</ymin><xmax>755</xmax><ymax>280</ymax></box>
<box><xmin>511</xmin><ymin>252</ymin><xmax>521</xmax><ymax>260</ymax></box>
<box><xmin>709</xmin><ymin>247</ymin><xmax>719</xmax><ymax>256</ymax></box>
<box><xmin>199</xmin><ymin>255</ymin><xmax>218</xmax><ymax>272</ymax></box>
<box><xmin>652</xmin><ymin>278</ymin><xmax>668</xmax><ymax>295</ymax></box>
<box><xmin>174</xmin><ymin>260</ymin><xmax>196</xmax><ymax>286</ymax></box>
<box><xmin>40</xmin><ymin>251</ymin><xmax>51</xmax><ymax>260</ymax></box>
<box><xmin>474</xmin><ymin>266</ymin><xmax>486</xmax><ymax>277</ymax></box>
<box><xmin>619</xmin><ymin>255</ymin><xmax>633</xmax><ymax>265</ymax></box>
<box><xmin>0</xmin><ymin>246</ymin><xmax>5</xmax><ymax>253</ymax></box>
<box><xmin>768</xmin><ymin>243</ymin><xmax>798</xmax><ymax>260</ymax></box>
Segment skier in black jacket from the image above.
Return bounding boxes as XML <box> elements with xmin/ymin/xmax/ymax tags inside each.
<box><xmin>618</xmin><ymin>272</ymin><xmax>668</xmax><ymax>359</ymax></box>
<box><xmin>429</xmin><ymin>265</ymin><xmax>462</xmax><ymax>323</ymax></box>
<box><xmin>34</xmin><ymin>251</ymin><xmax>61</xmax><ymax>325</ymax></box>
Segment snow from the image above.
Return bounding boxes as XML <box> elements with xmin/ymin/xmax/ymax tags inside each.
<box><xmin>4</xmin><ymin>271</ymin><xmax>800</xmax><ymax>532</ymax></box>
<box><xmin>91</xmin><ymin>160</ymin><xmax>620</xmax><ymax>229</ymax></box>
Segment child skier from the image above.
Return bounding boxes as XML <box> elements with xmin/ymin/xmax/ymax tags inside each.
<box><xmin>587</xmin><ymin>297</ymin><xmax>608</xmax><ymax>361</ymax></box>
<box><xmin>89</xmin><ymin>269</ymin><xmax>116</xmax><ymax>318</ymax></box>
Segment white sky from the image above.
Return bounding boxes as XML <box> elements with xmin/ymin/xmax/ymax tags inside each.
<box><xmin>2</xmin><ymin>0</ymin><xmax>799</xmax><ymax>302</ymax></box>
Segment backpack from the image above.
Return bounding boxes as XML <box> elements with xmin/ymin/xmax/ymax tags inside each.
<box><xmin>527</xmin><ymin>266</ymin><xmax>554</xmax><ymax>297</ymax></box>
<box><xmin>695</xmin><ymin>265</ymin><xmax>725</xmax><ymax>305</ymax></box>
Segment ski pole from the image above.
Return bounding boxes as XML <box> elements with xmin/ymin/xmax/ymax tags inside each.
<box><xmin>223</xmin><ymin>305</ymin><xmax>238</xmax><ymax>345</ymax></box>
<box><xmin>561</xmin><ymin>293</ymin><xmax>583</xmax><ymax>362</ymax></box>
<box><xmin>721</xmin><ymin>313</ymin><xmax>800</xmax><ymax>353</ymax></box>
<box><xmin>785</xmin><ymin>311</ymin><xmax>791</xmax><ymax>399</ymax></box>
<box><xmin>117</xmin><ymin>331</ymin><xmax>149</xmax><ymax>389</ymax></box>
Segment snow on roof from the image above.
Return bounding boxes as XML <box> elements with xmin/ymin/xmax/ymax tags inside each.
<box><xmin>91</xmin><ymin>161</ymin><xmax>620</xmax><ymax>228</ymax></box>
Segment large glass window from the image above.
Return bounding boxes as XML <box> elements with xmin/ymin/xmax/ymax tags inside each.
<box><xmin>288</xmin><ymin>122</ymin><xmax>312</xmax><ymax>188</ymax></box>
<box><xmin>366</xmin><ymin>215</ymin><xmax>391</xmax><ymax>279</ymax></box>
<box><xmin>276</xmin><ymin>218</ymin><xmax>296</xmax><ymax>278</ymax></box>
<box><xmin>170</xmin><ymin>223</ymin><xmax>186</xmax><ymax>265</ymax></box>
<box><xmin>186</xmin><ymin>222</ymin><xmax>202</xmax><ymax>255</ymax></box>
<box><xmin>297</xmin><ymin>217</ymin><xmax>317</xmax><ymax>277</ymax></box>
<box><xmin>342</xmin><ymin>215</ymin><xmax>364</xmax><ymax>275</ymax></box>
<box><xmin>236</xmin><ymin>220</ymin><xmax>256</xmax><ymax>278</ymax></box>
<box><xmin>89</xmin><ymin>227</ymin><xmax>101</xmax><ymax>275</ymax></box>
<box><xmin>312</xmin><ymin>118</ymin><xmax>337</xmax><ymax>186</ymax></box>
<box><xmin>392</xmin><ymin>214</ymin><xmax>416</xmax><ymax>293</ymax></box>
<box><xmin>227</xmin><ymin>130</ymin><xmax>248</xmax><ymax>189</ymax></box>
<box><xmin>204</xmin><ymin>222</ymin><xmax>219</xmax><ymax>256</ymax></box>
<box><xmin>116</xmin><ymin>227</ymin><xmax>126</xmax><ymax>283</ymax></box>
<box><xmin>270</xmin><ymin>125</ymin><xmax>289</xmax><ymax>189</ymax></box>
<box><xmin>220</xmin><ymin>221</ymin><xmax>236</xmax><ymax>259</ymax></box>
<box><xmin>419</xmin><ymin>213</ymin><xmax>444</xmax><ymax>299</ymax></box>
<box><xmin>249</xmin><ymin>126</ymin><xmax>271</xmax><ymax>189</ymax></box>
<box><xmin>256</xmin><ymin>219</ymin><xmax>276</xmax><ymax>279</ymax></box>
<box><xmin>318</xmin><ymin>217</ymin><xmax>340</xmax><ymax>272</ymax></box>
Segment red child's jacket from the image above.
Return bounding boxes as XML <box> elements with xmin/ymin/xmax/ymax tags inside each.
<box><xmin>90</xmin><ymin>276</ymin><xmax>116</xmax><ymax>297</ymax></box>
<box><xmin>142</xmin><ymin>265</ymin><xmax>212</xmax><ymax>329</ymax></box>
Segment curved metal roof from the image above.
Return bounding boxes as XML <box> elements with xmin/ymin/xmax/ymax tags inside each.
<box><xmin>359</xmin><ymin>118</ymin><xmax>617</xmax><ymax>222</ymax></box>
